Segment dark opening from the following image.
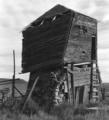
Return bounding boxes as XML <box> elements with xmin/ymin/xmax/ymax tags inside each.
<box><xmin>91</xmin><ymin>36</ymin><xmax>96</xmax><ymax>60</ymax></box>
<box><xmin>79</xmin><ymin>86</ymin><xmax>84</xmax><ymax>104</ymax></box>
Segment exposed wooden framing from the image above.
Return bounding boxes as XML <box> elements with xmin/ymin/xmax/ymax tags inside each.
<box><xmin>65</xmin><ymin>62</ymin><xmax>92</xmax><ymax>104</ymax></box>
<box><xmin>65</xmin><ymin>63</ymin><xmax>75</xmax><ymax>104</ymax></box>
<box><xmin>22</xmin><ymin>76</ymin><xmax>39</xmax><ymax>111</ymax></box>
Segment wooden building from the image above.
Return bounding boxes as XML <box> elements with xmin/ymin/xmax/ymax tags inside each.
<box><xmin>22</xmin><ymin>5</ymin><xmax>101</xmax><ymax>107</ymax></box>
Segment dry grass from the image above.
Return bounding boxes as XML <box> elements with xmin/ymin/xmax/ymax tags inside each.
<box><xmin>0</xmin><ymin>99</ymin><xmax>109</xmax><ymax>120</ymax></box>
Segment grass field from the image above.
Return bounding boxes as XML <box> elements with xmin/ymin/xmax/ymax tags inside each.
<box><xmin>0</xmin><ymin>99</ymin><xmax>109</xmax><ymax>120</ymax></box>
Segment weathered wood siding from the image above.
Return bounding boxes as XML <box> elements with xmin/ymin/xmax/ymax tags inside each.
<box><xmin>64</xmin><ymin>13</ymin><xmax>97</xmax><ymax>63</ymax></box>
<box><xmin>73</xmin><ymin>66</ymin><xmax>91</xmax><ymax>86</ymax></box>
<box><xmin>22</xmin><ymin>11</ymin><xmax>72</xmax><ymax>73</ymax></box>
<box><xmin>22</xmin><ymin>5</ymin><xmax>97</xmax><ymax>73</ymax></box>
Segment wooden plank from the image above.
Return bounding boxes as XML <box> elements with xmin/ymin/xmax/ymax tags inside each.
<box><xmin>64</xmin><ymin>12</ymin><xmax>97</xmax><ymax>63</ymax></box>
<box><xmin>67</xmin><ymin>64</ymin><xmax>72</xmax><ymax>103</ymax></box>
<box><xmin>89</xmin><ymin>61</ymin><xmax>93</xmax><ymax>101</ymax></box>
<box><xmin>74</xmin><ymin>62</ymin><xmax>91</xmax><ymax>66</ymax></box>
<box><xmin>71</xmin><ymin>63</ymin><xmax>75</xmax><ymax>104</ymax></box>
<box><xmin>74</xmin><ymin>12</ymin><xmax>97</xmax><ymax>28</ymax></box>
<box><xmin>22</xmin><ymin>59</ymin><xmax>62</xmax><ymax>73</ymax></box>
<box><xmin>23</xmin><ymin>35</ymin><xmax>67</xmax><ymax>55</ymax></box>
<box><xmin>83</xmin><ymin>86</ymin><xmax>89</xmax><ymax>104</ymax></box>
<box><xmin>75</xmin><ymin>87</ymin><xmax>79</xmax><ymax>106</ymax></box>
<box><xmin>22</xmin><ymin>76</ymin><xmax>39</xmax><ymax>111</ymax></box>
<box><xmin>64</xmin><ymin>37</ymin><xmax>92</xmax><ymax>63</ymax></box>
<box><xmin>73</xmin><ymin>66</ymin><xmax>91</xmax><ymax>86</ymax></box>
<box><xmin>22</xmin><ymin>53</ymin><xmax>63</xmax><ymax>69</ymax></box>
<box><xmin>22</xmin><ymin>34</ymin><xmax>67</xmax><ymax>70</ymax></box>
<box><xmin>66</xmin><ymin>70</ymin><xmax>70</xmax><ymax>103</ymax></box>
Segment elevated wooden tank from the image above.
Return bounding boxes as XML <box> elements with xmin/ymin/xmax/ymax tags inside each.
<box><xmin>22</xmin><ymin>4</ymin><xmax>97</xmax><ymax>73</ymax></box>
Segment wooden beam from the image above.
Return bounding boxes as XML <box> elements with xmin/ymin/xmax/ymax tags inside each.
<box><xmin>71</xmin><ymin>63</ymin><xmax>75</xmax><ymax>105</ymax></box>
<box><xmin>64</xmin><ymin>66</ymin><xmax>74</xmax><ymax>74</ymax></box>
<box><xmin>74</xmin><ymin>62</ymin><xmax>91</xmax><ymax>66</ymax></box>
<box><xmin>22</xmin><ymin>76</ymin><xmax>39</xmax><ymax>111</ymax></box>
<box><xmin>14</xmin><ymin>86</ymin><xmax>24</xmax><ymax>96</ymax></box>
<box><xmin>66</xmin><ymin>69</ymin><xmax>70</xmax><ymax>103</ymax></box>
<box><xmin>89</xmin><ymin>60</ymin><xmax>93</xmax><ymax>101</ymax></box>
<box><xmin>67</xmin><ymin>64</ymin><xmax>72</xmax><ymax>103</ymax></box>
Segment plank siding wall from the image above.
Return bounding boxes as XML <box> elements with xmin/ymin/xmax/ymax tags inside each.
<box><xmin>22</xmin><ymin>13</ymin><xmax>72</xmax><ymax>72</ymax></box>
<box><xmin>22</xmin><ymin>5</ymin><xmax>97</xmax><ymax>73</ymax></box>
<box><xmin>64</xmin><ymin>13</ymin><xmax>97</xmax><ymax>63</ymax></box>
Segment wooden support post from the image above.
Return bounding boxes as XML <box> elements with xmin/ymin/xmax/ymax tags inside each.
<box><xmin>71</xmin><ymin>63</ymin><xmax>75</xmax><ymax>105</ymax></box>
<box><xmin>22</xmin><ymin>76</ymin><xmax>39</xmax><ymax>112</ymax></box>
<box><xmin>66</xmin><ymin>68</ymin><xmax>71</xmax><ymax>103</ymax></box>
<box><xmin>67</xmin><ymin>64</ymin><xmax>72</xmax><ymax>103</ymax></box>
<box><xmin>89</xmin><ymin>61</ymin><xmax>93</xmax><ymax>101</ymax></box>
<box><xmin>89</xmin><ymin>35</ymin><xmax>96</xmax><ymax>102</ymax></box>
<box><xmin>12</xmin><ymin>50</ymin><xmax>15</xmax><ymax>98</ymax></box>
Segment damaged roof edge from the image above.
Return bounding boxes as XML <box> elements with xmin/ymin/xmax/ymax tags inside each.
<box><xmin>22</xmin><ymin>4</ymin><xmax>97</xmax><ymax>32</ymax></box>
<box><xmin>22</xmin><ymin>4</ymin><xmax>70</xmax><ymax>31</ymax></box>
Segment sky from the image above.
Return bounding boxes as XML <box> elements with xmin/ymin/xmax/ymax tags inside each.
<box><xmin>0</xmin><ymin>0</ymin><xmax>109</xmax><ymax>82</ymax></box>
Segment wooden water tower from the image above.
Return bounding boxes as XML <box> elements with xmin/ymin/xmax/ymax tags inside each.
<box><xmin>22</xmin><ymin>5</ymin><xmax>101</xmax><ymax>107</ymax></box>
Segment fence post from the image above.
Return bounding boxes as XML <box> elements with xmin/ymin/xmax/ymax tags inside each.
<box><xmin>12</xmin><ymin>50</ymin><xmax>15</xmax><ymax>98</ymax></box>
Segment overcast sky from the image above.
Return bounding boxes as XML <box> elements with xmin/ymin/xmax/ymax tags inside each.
<box><xmin>0</xmin><ymin>0</ymin><xmax>109</xmax><ymax>82</ymax></box>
